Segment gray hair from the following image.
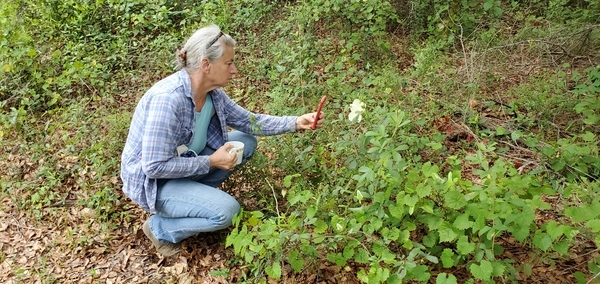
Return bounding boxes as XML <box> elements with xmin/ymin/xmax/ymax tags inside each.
<box><xmin>175</xmin><ymin>24</ymin><xmax>236</xmax><ymax>71</ymax></box>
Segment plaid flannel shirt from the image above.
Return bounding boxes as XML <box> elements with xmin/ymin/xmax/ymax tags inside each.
<box><xmin>120</xmin><ymin>70</ymin><xmax>297</xmax><ymax>213</ymax></box>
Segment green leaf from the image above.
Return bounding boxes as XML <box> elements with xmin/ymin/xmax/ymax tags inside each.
<box><xmin>265</xmin><ymin>262</ymin><xmax>282</xmax><ymax>279</ymax></box>
<box><xmin>483</xmin><ymin>0</ymin><xmax>493</xmax><ymax>10</ymax></box>
<box><xmin>373</xmin><ymin>242</ymin><xmax>397</xmax><ymax>264</ymax></box>
<box><xmin>453</xmin><ymin>213</ymin><xmax>474</xmax><ymax>230</ymax></box>
<box><xmin>327</xmin><ymin>252</ymin><xmax>347</xmax><ymax>266</ymax></box>
<box><xmin>457</xmin><ymin>236</ymin><xmax>475</xmax><ymax>255</ymax></box>
<box><xmin>288</xmin><ymin>190</ymin><xmax>312</xmax><ymax>205</ymax></box>
<box><xmin>439</xmin><ymin>222</ymin><xmax>458</xmax><ymax>242</ymax></box>
<box><xmin>306</xmin><ymin>206</ymin><xmax>317</xmax><ymax>219</ymax></box>
<box><xmin>410</xmin><ymin>265</ymin><xmax>430</xmax><ymax>281</ymax></box>
<box><xmin>283</xmin><ymin>173</ymin><xmax>300</xmax><ymax>187</ymax></box>
<box><xmin>441</xmin><ymin>249</ymin><xmax>455</xmax><ymax>268</ymax></box>
<box><xmin>554</xmin><ymin>240</ymin><xmax>570</xmax><ymax>255</ymax></box>
<box><xmin>581</xmin><ymin>132</ymin><xmax>596</xmax><ymax>142</ymax></box>
<box><xmin>496</xmin><ymin>126</ymin><xmax>507</xmax><ymax>135</ymax></box>
<box><xmin>354</xmin><ymin>248</ymin><xmax>370</xmax><ymax>264</ymax></box>
<box><xmin>423</xmin><ymin>215</ymin><xmax>443</xmax><ymax>230</ymax></box>
<box><xmin>416</xmin><ymin>184</ymin><xmax>432</xmax><ymax>198</ymax></box>
<box><xmin>551</xmin><ymin>159</ymin><xmax>566</xmax><ymax>171</ymax></box>
<box><xmin>566</xmin><ymin>205</ymin><xmax>599</xmax><ymax>222</ymax></box>
<box><xmin>470</xmin><ymin>260</ymin><xmax>493</xmax><ymax>280</ymax></box>
<box><xmin>492</xmin><ymin>261</ymin><xmax>506</xmax><ymax>277</ymax></box>
<box><xmin>209</xmin><ymin>268</ymin><xmax>229</xmax><ymax>277</ymax></box>
<box><xmin>436</xmin><ymin>273</ymin><xmax>458</xmax><ymax>284</ymax></box>
<box><xmin>444</xmin><ymin>191</ymin><xmax>466</xmax><ymax>209</ymax></box>
<box><xmin>288</xmin><ymin>250</ymin><xmax>305</xmax><ymax>272</ymax></box>
<box><xmin>343</xmin><ymin>246</ymin><xmax>355</xmax><ymax>260</ymax></box>
<box><xmin>381</xmin><ymin>227</ymin><xmax>400</xmax><ymax>241</ymax></box>
<box><xmin>533</xmin><ymin>233</ymin><xmax>553</xmax><ymax>252</ymax></box>
<box><xmin>587</xmin><ymin>219</ymin><xmax>600</xmax><ymax>233</ymax></box>
<box><xmin>389</xmin><ymin>204</ymin><xmax>404</xmax><ymax>219</ymax></box>
<box><xmin>314</xmin><ymin>219</ymin><xmax>328</xmax><ymax>234</ymax></box>
<box><xmin>545</xmin><ymin>221</ymin><xmax>563</xmax><ymax>240</ymax></box>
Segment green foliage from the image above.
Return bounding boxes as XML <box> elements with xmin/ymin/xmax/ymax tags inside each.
<box><xmin>574</xmin><ymin>66</ymin><xmax>600</xmax><ymax>126</ymax></box>
<box><xmin>0</xmin><ymin>0</ymin><xmax>201</xmax><ymax>124</ymax></box>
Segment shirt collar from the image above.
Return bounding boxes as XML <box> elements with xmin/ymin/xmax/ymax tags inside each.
<box><xmin>177</xmin><ymin>69</ymin><xmax>193</xmax><ymax>99</ymax></box>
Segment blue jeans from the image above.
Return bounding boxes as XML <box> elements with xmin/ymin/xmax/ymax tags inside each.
<box><xmin>148</xmin><ymin>131</ymin><xmax>257</xmax><ymax>244</ymax></box>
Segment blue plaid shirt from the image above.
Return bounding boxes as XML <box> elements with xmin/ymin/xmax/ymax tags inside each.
<box><xmin>120</xmin><ymin>70</ymin><xmax>297</xmax><ymax>213</ymax></box>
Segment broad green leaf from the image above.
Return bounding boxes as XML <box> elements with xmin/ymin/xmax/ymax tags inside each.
<box><xmin>306</xmin><ymin>206</ymin><xmax>317</xmax><ymax>219</ymax></box>
<box><xmin>444</xmin><ymin>191</ymin><xmax>466</xmax><ymax>209</ymax></box>
<box><xmin>327</xmin><ymin>252</ymin><xmax>347</xmax><ymax>266</ymax></box>
<box><xmin>545</xmin><ymin>221</ymin><xmax>563</xmax><ymax>240</ymax></box>
<box><xmin>288</xmin><ymin>250</ymin><xmax>305</xmax><ymax>272</ymax></box>
<box><xmin>416</xmin><ymin>184</ymin><xmax>432</xmax><ymax>198</ymax></box>
<box><xmin>511</xmin><ymin>225</ymin><xmax>530</xmax><ymax>242</ymax></box>
<box><xmin>581</xmin><ymin>131</ymin><xmax>596</xmax><ymax>141</ymax></box>
<box><xmin>420</xmin><ymin>201</ymin><xmax>434</xmax><ymax>214</ymax></box>
<box><xmin>404</xmin><ymin>194</ymin><xmax>419</xmax><ymax>207</ymax></box>
<box><xmin>554</xmin><ymin>240</ymin><xmax>570</xmax><ymax>255</ymax></box>
<box><xmin>410</xmin><ymin>265</ymin><xmax>430</xmax><ymax>281</ymax></box>
<box><xmin>483</xmin><ymin>0</ymin><xmax>493</xmax><ymax>10</ymax></box>
<box><xmin>373</xmin><ymin>243</ymin><xmax>397</xmax><ymax>264</ymax></box>
<box><xmin>425</xmin><ymin>253</ymin><xmax>439</xmax><ymax>264</ymax></box>
<box><xmin>441</xmin><ymin>249</ymin><xmax>455</xmax><ymax>268</ymax></box>
<box><xmin>314</xmin><ymin>219</ymin><xmax>328</xmax><ymax>234</ymax></box>
<box><xmin>533</xmin><ymin>233</ymin><xmax>553</xmax><ymax>252</ymax></box>
<box><xmin>423</xmin><ymin>215</ymin><xmax>443</xmax><ymax>230</ymax></box>
<box><xmin>457</xmin><ymin>236</ymin><xmax>475</xmax><ymax>255</ymax></box>
<box><xmin>438</xmin><ymin>222</ymin><xmax>458</xmax><ymax>242</ymax></box>
<box><xmin>436</xmin><ymin>273</ymin><xmax>458</xmax><ymax>284</ymax></box>
<box><xmin>354</xmin><ymin>248</ymin><xmax>370</xmax><ymax>264</ymax></box>
<box><xmin>387</xmin><ymin>274</ymin><xmax>403</xmax><ymax>284</ymax></box>
<box><xmin>288</xmin><ymin>190</ymin><xmax>312</xmax><ymax>205</ymax></box>
<box><xmin>357</xmin><ymin>269</ymin><xmax>369</xmax><ymax>283</ymax></box>
<box><xmin>343</xmin><ymin>246</ymin><xmax>355</xmax><ymax>260</ymax></box>
<box><xmin>283</xmin><ymin>173</ymin><xmax>300</xmax><ymax>187</ymax></box>
<box><xmin>453</xmin><ymin>213</ymin><xmax>474</xmax><ymax>230</ymax></box>
<box><xmin>381</xmin><ymin>227</ymin><xmax>400</xmax><ymax>241</ymax></box>
<box><xmin>586</xmin><ymin>219</ymin><xmax>600</xmax><ymax>233</ymax></box>
<box><xmin>470</xmin><ymin>260</ymin><xmax>493</xmax><ymax>280</ymax></box>
<box><xmin>551</xmin><ymin>159</ymin><xmax>566</xmax><ymax>171</ymax></box>
<box><xmin>531</xmin><ymin>196</ymin><xmax>552</xmax><ymax>210</ymax></box>
<box><xmin>565</xmin><ymin>205</ymin><xmax>598</xmax><ymax>222</ymax></box>
<box><xmin>265</xmin><ymin>262</ymin><xmax>282</xmax><ymax>279</ymax></box>
<box><xmin>388</xmin><ymin>204</ymin><xmax>404</xmax><ymax>219</ymax></box>
<box><xmin>492</xmin><ymin>261</ymin><xmax>506</xmax><ymax>277</ymax></box>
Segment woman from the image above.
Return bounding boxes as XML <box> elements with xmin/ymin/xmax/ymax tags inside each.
<box><xmin>120</xmin><ymin>24</ymin><xmax>324</xmax><ymax>257</ymax></box>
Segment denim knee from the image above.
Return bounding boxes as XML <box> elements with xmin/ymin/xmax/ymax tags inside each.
<box><xmin>210</xmin><ymin>197</ymin><xmax>241</xmax><ymax>229</ymax></box>
<box><xmin>243</xmin><ymin>135</ymin><xmax>257</xmax><ymax>160</ymax></box>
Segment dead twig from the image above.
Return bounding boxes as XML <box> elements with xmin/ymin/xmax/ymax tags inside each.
<box><xmin>265</xmin><ymin>178</ymin><xmax>280</xmax><ymax>217</ymax></box>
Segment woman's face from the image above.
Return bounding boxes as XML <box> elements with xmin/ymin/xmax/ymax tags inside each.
<box><xmin>208</xmin><ymin>45</ymin><xmax>237</xmax><ymax>87</ymax></box>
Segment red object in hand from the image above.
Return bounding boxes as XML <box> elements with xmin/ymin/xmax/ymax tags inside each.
<box><xmin>311</xmin><ymin>96</ymin><xmax>327</xmax><ymax>130</ymax></box>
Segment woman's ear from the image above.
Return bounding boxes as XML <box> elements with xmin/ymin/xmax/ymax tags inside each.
<box><xmin>201</xmin><ymin>58</ymin><xmax>211</xmax><ymax>73</ymax></box>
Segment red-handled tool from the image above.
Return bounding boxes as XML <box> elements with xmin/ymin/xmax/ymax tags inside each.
<box><xmin>311</xmin><ymin>95</ymin><xmax>327</xmax><ymax>130</ymax></box>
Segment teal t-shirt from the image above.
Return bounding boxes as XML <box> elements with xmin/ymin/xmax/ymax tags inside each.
<box><xmin>188</xmin><ymin>95</ymin><xmax>213</xmax><ymax>154</ymax></box>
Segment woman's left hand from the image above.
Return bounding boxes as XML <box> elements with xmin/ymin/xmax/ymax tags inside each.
<box><xmin>296</xmin><ymin>112</ymin><xmax>325</xmax><ymax>130</ymax></box>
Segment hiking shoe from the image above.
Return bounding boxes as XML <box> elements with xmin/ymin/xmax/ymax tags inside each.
<box><xmin>142</xmin><ymin>219</ymin><xmax>181</xmax><ymax>257</ymax></box>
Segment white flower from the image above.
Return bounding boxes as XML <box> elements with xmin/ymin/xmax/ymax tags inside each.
<box><xmin>348</xmin><ymin>99</ymin><xmax>365</xmax><ymax>122</ymax></box>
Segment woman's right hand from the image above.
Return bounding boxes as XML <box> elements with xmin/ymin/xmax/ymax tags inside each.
<box><xmin>209</xmin><ymin>143</ymin><xmax>237</xmax><ymax>171</ymax></box>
